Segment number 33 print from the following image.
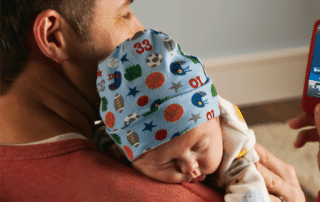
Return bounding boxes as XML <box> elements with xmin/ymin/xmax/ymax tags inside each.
<box><xmin>134</xmin><ymin>39</ymin><xmax>153</xmax><ymax>54</ymax></box>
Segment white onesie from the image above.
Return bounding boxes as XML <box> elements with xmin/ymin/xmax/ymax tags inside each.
<box><xmin>209</xmin><ymin>96</ymin><xmax>270</xmax><ymax>202</ymax></box>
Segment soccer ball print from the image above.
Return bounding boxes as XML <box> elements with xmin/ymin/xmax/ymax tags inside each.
<box><xmin>146</xmin><ymin>53</ymin><xmax>163</xmax><ymax>68</ymax></box>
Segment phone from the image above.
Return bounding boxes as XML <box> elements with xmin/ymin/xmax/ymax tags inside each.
<box><xmin>301</xmin><ymin>19</ymin><xmax>320</xmax><ymax>114</ymax></box>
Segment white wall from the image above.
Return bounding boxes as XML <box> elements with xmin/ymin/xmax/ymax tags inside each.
<box><xmin>309</xmin><ymin>0</ymin><xmax>320</xmax><ymax>23</ymax></box>
<box><xmin>131</xmin><ymin>1</ymin><xmax>320</xmax><ymax>105</ymax></box>
<box><xmin>131</xmin><ymin>0</ymin><xmax>318</xmax><ymax>58</ymax></box>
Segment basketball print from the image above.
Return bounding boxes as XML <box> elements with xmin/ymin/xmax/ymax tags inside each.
<box><xmin>155</xmin><ymin>129</ymin><xmax>168</xmax><ymax>141</ymax></box>
<box><xmin>104</xmin><ymin>112</ymin><xmax>116</xmax><ymax>128</ymax></box>
<box><xmin>146</xmin><ymin>53</ymin><xmax>163</xmax><ymax>67</ymax></box>
<box><xmin>137</xmin><ymin>96</ymin><xmax>149</xmax><ymax>106</ymax></box>
<box><xmin>146</xmin><ymin>72</ymin><xmax>165</xmax><ymax>89</ymax></box>
<box><xmin>123</xmin><ymin>145</ymin><xmax>134</xmax><ymax>161</ymax></box>
<box><xmin>164</xmin><ymin>104</ymin><xmax>184</xmax><ymax>122</ymax></box>
<box><xmin>108</xmin><ymin>57</ymin><xmax>119</xmax><ymax>68</ymax></box>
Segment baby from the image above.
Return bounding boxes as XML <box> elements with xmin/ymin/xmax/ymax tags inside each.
<box><xmin>95</xmin><ymin>29</ymin><xmax>270</xmax><ymax>202</ymax></box>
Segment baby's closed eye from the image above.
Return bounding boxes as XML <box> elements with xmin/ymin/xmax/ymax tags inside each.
<box><xmin>191</xmin><ymin>139</ymin><xmax>209</xmax><ymax>152</ymax></box>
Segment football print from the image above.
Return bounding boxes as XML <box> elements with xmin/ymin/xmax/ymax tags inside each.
<box><xmin>123</xmin><ymin>145</ymin><xmax>134</xmax><ymax>161</ymax></box>
<box><xmin>146</xmin><ymin>53</ymin><xmax>163</xmax><ymax>68</ymax></box>
<box><xmin>114</xmin><ymin>93</ymin><xmax>124</xmax><ymax>113</ymax></box>
<box><xmin>127</xmin><ymin>130</ymin><xmax>140</xmax><ymax>147</ymax></box>
<box><xmin>104</xmin><ymin>112</ymin><xmax>116</xmax><ymax>128</ymax></box>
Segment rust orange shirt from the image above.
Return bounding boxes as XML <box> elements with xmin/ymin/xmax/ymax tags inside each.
<box><xmin>0</xmin><ymin>138</ymin><xmax>223</xmax><ymax>202</ymax></box>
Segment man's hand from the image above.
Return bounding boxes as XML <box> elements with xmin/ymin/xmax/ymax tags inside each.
<box><xmin>289</xmin><ymin>104</ymin><xmax>320</xmax><ymax>148</ymax></box>
<box><xmin>254</xmin><ymin>143</ymin><xmax>305</xmax><ymax>202</ymax></box>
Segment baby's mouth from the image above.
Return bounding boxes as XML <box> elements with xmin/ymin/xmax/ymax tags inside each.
<box><xmin>189</xmin><ymin>175</ymin><xmax>206</xmax><ymax>183</ymax></box>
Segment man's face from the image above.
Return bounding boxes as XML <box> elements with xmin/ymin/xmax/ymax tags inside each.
<box><xmin>68</xmin><ymin>0</ymin><xmax>144</xmax><ymax>118</ymax></box>
<box><xmin>88</xmin><ymin>0</ymin><xmax>145</xmax><ymax>61</ymax></box>
<box><xmin>131</xmin><ymin>117</ymin><xmax>224</xmax><ymax>184</ymax></box>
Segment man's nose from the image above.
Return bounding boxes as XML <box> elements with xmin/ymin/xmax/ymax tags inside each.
<box><xmin>129</xmin><ymin>12</ymin><xmax>145</xmax><ymax>35</ymax></box>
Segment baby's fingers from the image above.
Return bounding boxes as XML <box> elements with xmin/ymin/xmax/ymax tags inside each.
<box><xmin>293</xmin><ymin>128</ymin><xmax>319</xmax><ymax>148</ymax></box>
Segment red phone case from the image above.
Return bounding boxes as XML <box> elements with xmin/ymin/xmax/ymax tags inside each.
<box><xmin>301</xmin><ymin>19</ymin><xmax>320</xmax><ymax>114</ymax></box>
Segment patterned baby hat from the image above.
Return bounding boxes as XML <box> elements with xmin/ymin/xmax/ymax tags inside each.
<box><xmin>97</xmin><ymin>29</ymin><xmax>220</xmax><ymax>161</ymax></box>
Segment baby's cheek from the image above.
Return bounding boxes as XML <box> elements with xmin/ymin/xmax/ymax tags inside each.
<box><xmin>153</xmin><ymin>169</ymin><xmax>185</xmax><ymax>183</ymax></box>
<box><xmin>204</xmin><ymin>147</ymin><xmax>223</xmax><ymax>174</ymax></box>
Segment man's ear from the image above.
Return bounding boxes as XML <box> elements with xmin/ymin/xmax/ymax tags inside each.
<box><xmin>33</xmin><ymin>9</ymin><xmax>69</xmax><ymax>63</ymax></box>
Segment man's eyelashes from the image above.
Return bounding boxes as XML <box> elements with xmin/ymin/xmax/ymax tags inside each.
<box><xmin>122</xmin><ymin>12</ymin><xmax>132</xmax><ymax>19</ymax></box>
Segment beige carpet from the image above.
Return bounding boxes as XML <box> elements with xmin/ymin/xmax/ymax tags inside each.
<box><xmin>251</xmin><ymin>123</ymin><xmax>319</xmax><ymax>201</ymax></box>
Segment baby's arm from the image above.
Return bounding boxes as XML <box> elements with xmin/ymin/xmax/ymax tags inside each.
<box><xmin>215</xmin><ymin>126</ymin><xmax>270</xmax><ymax>202</ymax></box>
<box><xmin>214</xmin><ymin>96</ymin><xmax>270</xmax><ymax>202</ymax></box>
<box><xmin>223</xmin><ymin>144</ymin><xmax>270</xmax><ymax>202</ymax></box>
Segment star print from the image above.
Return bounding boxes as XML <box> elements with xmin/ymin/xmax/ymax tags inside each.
<box><xmin>128</xmin><ymin>86</ymin><xmax>140</xmax><ymax>97</ymax></box>
<box><xmin>188</xmin><ymin>113</ymin><xmax>201</xmax><ymax>123</ymax></box>
<box><xmin>142</xmin><ymin>121</ymin><xmax>157</xmax><ymax>132</ymax></box>
<box><xmin>97</xmin><ymin>70</ymin><xmax>102</xmax><ymax>77</ymax></box>
<box><xmin>121</xmin><ymin>54</ymin><xmax>129</xmax><ymax>64</ymax></box>
<box><xmin>169</xmin><ymin>82</ymin><xmax>183</xmax><ymax>93</ymax></box>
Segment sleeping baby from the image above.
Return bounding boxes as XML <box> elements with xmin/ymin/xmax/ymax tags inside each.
<box><xmin>95</xmin><ymin>29</ymin><xmax>270</xmax><ymax>202</ymax></box>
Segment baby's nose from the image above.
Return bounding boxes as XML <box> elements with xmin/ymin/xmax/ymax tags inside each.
<box><xmin>180</xmin><ymin>159</ymin><xmax>200</xmax><ymax>177</ymax></box>
<box><xmin>191</xmin><ymin>168</ymin><xmax>200</xmax><ymax>178</ymax></box>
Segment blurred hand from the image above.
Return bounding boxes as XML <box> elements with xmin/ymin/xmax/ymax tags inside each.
<box><xmin>254</xmin><ymin>143</ymin><xmax>305</xmax><ymax>202</ymax></box>
<box><xmin>289</xmin><ymin>103</ymin><xmax>320</xmax><ymax>149</ymax></box>
<box><xmin>289</xmin><ymin>103</ymin><xmax>320</xmax><ymax>174</ymax></box>
<box><xmin>253</xmin><ymin>103</ymin><xmax>320</xmax><ymax>202</ymax></box>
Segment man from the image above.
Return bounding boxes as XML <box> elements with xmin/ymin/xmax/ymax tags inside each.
<box><xmin>0</xmin><ymin>0</ymin><xmax>305</xmax><ymax>201</ymax></box>
<box><xmin>1</xmin><ymin>0</ymin><xmax>144</xmax><ymax>142</ymax></box>
<box><xmin>1</xmin><ymin>0</ymin><xmax>225</xmax><ymax>201</ymax></box>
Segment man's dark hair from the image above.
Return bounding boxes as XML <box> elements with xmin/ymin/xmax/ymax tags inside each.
<box><xmin>1</xmin><ymin>0</ymin><xmax>95</xmax><ymax>94</ymax></box>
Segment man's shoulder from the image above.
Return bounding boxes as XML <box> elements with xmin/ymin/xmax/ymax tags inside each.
<box><xmin>1</xmin><ymin>137</ymin><xmax>224</xmax><ymax>202</ymax></box>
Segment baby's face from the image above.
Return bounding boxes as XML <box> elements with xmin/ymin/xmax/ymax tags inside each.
<box><xmin>132</xmin><ymin>117</ymin><xmax>223</xmax><ymax>183</ymax></box>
